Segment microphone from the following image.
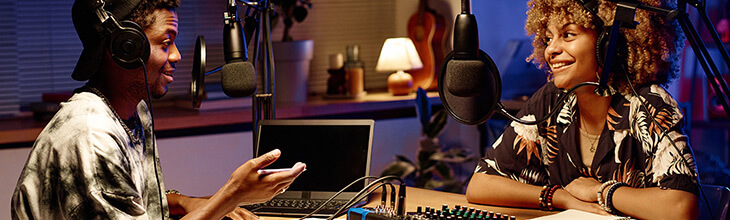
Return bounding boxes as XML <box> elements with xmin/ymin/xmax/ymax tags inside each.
<box><xmin>221</xmin><ymin>62</ymin><xmax>256</xmax><ymax>97</ymax></box>
<box><xmin>438</xmin><ymin>0</ymin><xmax>501</xmax><ymax>125</ymax></box>
<box><xmin>190</xmin><ymin>1</ymin><xmax>256</xmax><ymax>108</ymax></box>
<box><xmin>222</xmin><ymin>0</ymin><xmax>255</xmax><ymax>97</ymax></box>
<box><xmin>446</xmin><ymin>7</ymin><xmax>486</xmax><ymax>97</ymax></box>
<box><xmin>224</xmin><ymin>0</ymin><xmax>247</xmax><ymax>63</ymax></box>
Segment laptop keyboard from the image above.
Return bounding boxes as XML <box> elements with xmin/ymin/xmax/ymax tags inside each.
<box><xmin>244</xmin><ymin>199</ymin><xmax>351</xmax><ymax>216</ymax></box>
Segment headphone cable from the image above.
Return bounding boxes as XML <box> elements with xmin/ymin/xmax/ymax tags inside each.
<box><xmin>497</xmin><ymin>81</ymin><xmax>600</xmax><ymax>125</ymax></box>
<box><xmin>139</xmin><ymin>59</ymin><xmax>166</xmax><ymax>220</ymax></box>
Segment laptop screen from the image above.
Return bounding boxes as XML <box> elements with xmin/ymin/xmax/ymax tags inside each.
<box><xmin>255</xmin><ymin>119</ymin><xmax>374</xmax><ymax>193</ymax></box>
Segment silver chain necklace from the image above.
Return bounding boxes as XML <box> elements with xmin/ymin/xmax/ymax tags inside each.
<box><xmin>84</xmin><ymin>86</ymin><xmax>144</xmax><ymax>145</ymax></box>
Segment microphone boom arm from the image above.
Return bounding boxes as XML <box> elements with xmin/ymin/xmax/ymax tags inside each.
<box><xmin>674</xmin><ymin>0</ymin><xmax>730</xmax><ymax>118</ymax></box>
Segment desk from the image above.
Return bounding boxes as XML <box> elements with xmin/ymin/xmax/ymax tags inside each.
<box><xmin>261</xmin><ymin>187</ymin><xmax>554</xmax><ymax>220</ymax></box>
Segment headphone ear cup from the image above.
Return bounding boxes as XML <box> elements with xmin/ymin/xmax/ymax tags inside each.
<box><xmin>595</xmin><ymin>29</ymin><xmax>609</xmax><ymax>68</ymax></box>
<box><xmin>595</xmin><ymin>27</ymin><xmax>628</xmax><ymax>76</ymax></box>
<box><xmin>109</xmin><ymin>21</ymin><xmax>150</xmax><ymax>69</ymax></box>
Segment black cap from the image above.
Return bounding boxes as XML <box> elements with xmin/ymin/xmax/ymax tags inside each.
<box><xmin>71</xmin><ymin>0</ymin><xmax>141</xmax><ymax>81</ymax></box>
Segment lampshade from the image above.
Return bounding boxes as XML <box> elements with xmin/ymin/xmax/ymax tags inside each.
<box><xmin>375</xmin><ymin>38</ymin><xmax>423</xmax><ymax>72</ymax></box>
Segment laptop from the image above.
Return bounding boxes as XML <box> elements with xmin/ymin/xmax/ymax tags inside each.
<box><xmin>244</xmin><ymin>119</ymin><xmax>375</xmax><ymax>217</ymax></box>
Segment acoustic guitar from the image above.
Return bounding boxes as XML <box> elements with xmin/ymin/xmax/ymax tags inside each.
<box><xmin>407</xmin><ymin>0</ymin><xmax>437</xmax><ymax>91</ymax></box>
<box><xmin>426</xmin><ymin>1</ymin><xmax>447</xmax><ymax>91</ymax></box>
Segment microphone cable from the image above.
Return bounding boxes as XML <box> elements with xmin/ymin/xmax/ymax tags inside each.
<box><xmin>327</xmin><ymin>176</ymin><xmax>405</xmax><ymax>220</ymax></box>
<box><xmin>496</xmin><ymin>81</ymin><xmax>601</xmax><ymax>125</ymax></box>
<box><xmin>139</xmin><ymin>59</ymin><xmax>165</xmax><ymax>220</ymax></box>
<box><xmin>623</xmin><ymin>73</ymin><xmax>712</xmax><ymax>220</ymax></box>
<box><xmin>297</xmin><ymin>176</ymin><xmax>379</xmax><ymax>220</ymax></box>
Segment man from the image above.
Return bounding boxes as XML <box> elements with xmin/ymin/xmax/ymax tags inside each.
<box><xmin>11</xmin><ymin>0</ymin><xmax>306</xmax><ymax>219</ymax></box>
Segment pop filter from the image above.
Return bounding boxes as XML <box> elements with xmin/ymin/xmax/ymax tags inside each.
<box><xmin>191</xmin><ymin>35</ymin><xmax>206</xmax><ymax>109</ymax></box>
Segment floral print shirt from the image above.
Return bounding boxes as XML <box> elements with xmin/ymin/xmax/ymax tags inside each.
<box><xmin>12</xmin><ymin>92</ymin><xmax>169</xmax><ymax>219</ymax></box>
<box><xmin>476</xmin><ymin>82</ymin><xmax>698</xmax><ymax>195</ymax></box>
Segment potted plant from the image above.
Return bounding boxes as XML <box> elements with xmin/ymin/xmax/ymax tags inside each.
<box><xmin>267</xmin><ymin>0</ymin><xmax>314</xmax><ymax>104</ymax></box>
<box><xmin>271</xmin><ymin>0</ymin><xmax>312</xmax><ymax>42</ymax></box>
<box><xmin>380</xmin><ymin>88</ymin><xmax>477</xmax><ymax>193</ymax></box>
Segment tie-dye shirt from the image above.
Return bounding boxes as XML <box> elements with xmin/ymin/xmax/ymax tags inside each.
<box><xmin>476</xmin><ymin>82</ymin><xmax>698</xmax><ymax>195</ymax></box>
<box><xmin>12</xmin><ymin>92</ymin><xmax>169</xmax><ymax>219</ymax></box>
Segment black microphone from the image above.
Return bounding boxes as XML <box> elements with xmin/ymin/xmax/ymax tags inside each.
<box><xmin>224</xmin><ymin>0</ymin><xmax>247</xmax><ymax>63</ymax></box>
<box><xmin>222</xmin><ymin>0</ymin><xmax>255</xmax><ymax>97</ymax></box>
<box><xmin>445</xmin><ymin>8</ymin><xmax>486</xmax><ymax>97</ymax></box>
<box><xmin>438</xmin><ymin>0</ymin><xmax>501</xmax><ymax>125</ymax></box>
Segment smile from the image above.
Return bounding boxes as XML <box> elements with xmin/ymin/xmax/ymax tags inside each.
<box><xmin>550</xmin><ymin>62</ymin><xmax>573</xmax><ymax>71</ymax></box>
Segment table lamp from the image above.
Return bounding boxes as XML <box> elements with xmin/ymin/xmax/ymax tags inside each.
<box><xmin>376</xmin><ymin>38</ymin><xmax>423</xmax><ymax>96</ymax></box>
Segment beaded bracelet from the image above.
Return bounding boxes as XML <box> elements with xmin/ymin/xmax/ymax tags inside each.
<box><xmin>604</xmin><ymin>182</ymin><xmax>628</xmax><ymax>214</ymax></box>
<box><xmin>545</xmin><ymin>185</ymin><xmax>560</xmax><ymax>211</ymax></box>
<box><xmin>539</xmin><ymin>185</ymin><xmax>560</xmax><ymax>211</ymax></box>
<box><xmin>538</xmin><ymin>185</ymin><xmax>549</xmax><ymax>209</ymax></box>
<box><xmin>597</xmin><ymin>180</ymin><xmax>617</xmax><ymax>208</ymax></box>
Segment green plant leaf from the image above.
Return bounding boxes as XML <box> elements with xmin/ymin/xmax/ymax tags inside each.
<box><xmin>419</xmin><ymin>136</ymin><xmax>440</xmax><ymax>152</ymax></box>
<box><xmin>424</xmin><ymin>109</ymin><xmax>448</xmax><ymax>138</ymax></box>
<box><xmin>417</xmin><ymin>150</ymin><xmax>437</xmax><ymax>170</ymax></box>
<box><xmin>433</xmin><ymin>162</ymin><xmax>454</xmax><ymax>179</ymax></box>
<box><xmin>395</xmin><ymin>155</ymin><xmax>414</xmax><ymax>164</ymax></box>
<box><xmin>430</xmin><ymin>148</ymin><xmax>478</xmax><ymax>163</ymax></box>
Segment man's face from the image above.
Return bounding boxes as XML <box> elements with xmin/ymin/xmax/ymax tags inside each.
<box><xmin>139</xmin><ymin>8</ymin><xmax>179</xmax><ymax>99</ymax></box>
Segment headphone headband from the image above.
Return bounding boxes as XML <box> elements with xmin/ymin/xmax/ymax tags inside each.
<box><xmin>92</xmin><ymin>0</ymin><xmax>150</xmax><ymax>69</ymax></box>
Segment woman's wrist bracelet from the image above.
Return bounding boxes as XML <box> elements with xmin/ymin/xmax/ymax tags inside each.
<box><xmin>604</xmin><ymin>182</ymin><xmax>628</xmax><ymax>215</ymax></box>
<box><xmin>539</xmin><ymin>184</ymin><xmax>560</xmax><ymax>211</ymax></box>
<box><xmin>597</xmin><ymin>180</ymin><xmax>617</xmax><ymax>207</ymax></box>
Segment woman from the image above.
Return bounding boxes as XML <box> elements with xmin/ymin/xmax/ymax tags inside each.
<box><xmin>465</xmin><ymin>0</ymin><xmax>699</xmax><ymax>219</ymax></box>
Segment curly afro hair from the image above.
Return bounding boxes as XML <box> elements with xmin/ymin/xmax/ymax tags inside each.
<box><xmin>525</xmin><ymin>0</ymin><xmax>685</xmax><ymax>94</ymax></box>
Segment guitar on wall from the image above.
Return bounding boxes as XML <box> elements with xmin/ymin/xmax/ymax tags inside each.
<box><xmin>407</xmin><ymin>0</ymin><xmax>436</xmax><ymax>91</ymax></box>
<box><xmin>426</xmin><ymin>1</ymin><xmax>447</xmax><ymax>91</ymax></box>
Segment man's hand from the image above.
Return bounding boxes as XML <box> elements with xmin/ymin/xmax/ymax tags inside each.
<box><xmin>564</xmin><ymin>177</ymin><xmax>602</xmax><ymax>202</ymax></box>
<box><xmin>226</xmin><ymin>149</ymin><xmax>307</xmax><ymax>206</ymax></box>
<box><xmin>181</xmin><ymin>149</ymin><xmax>306</xmax><ymax>220</ymax></box>
<box><xmin>176</xmin><ymin>196</ymin><xmax>261</xmax><ymax>220</ymax></box>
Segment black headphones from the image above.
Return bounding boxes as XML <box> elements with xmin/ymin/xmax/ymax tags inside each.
<box><xmin>578</xmin><ymin>0</ymin><xmax>629</xmax><ymax>77</ymax></box>
<box><xmin>93</xmin><ymin>0</ymin><xmax>150</xmax><ymax>69</ymax></box>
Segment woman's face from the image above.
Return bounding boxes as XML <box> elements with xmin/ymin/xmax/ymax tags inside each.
<box><xmin>543</xmin><ymin>23</ymin><xmax>600</xmax><ymax>89</ymax></box>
